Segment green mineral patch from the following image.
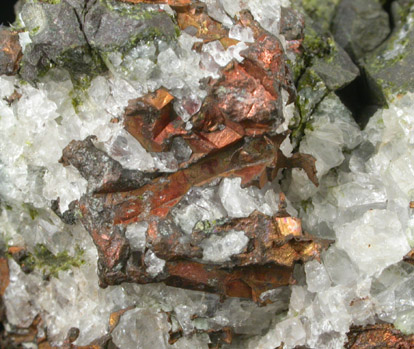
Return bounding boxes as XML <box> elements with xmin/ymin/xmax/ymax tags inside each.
<box><xmin>101</xmin><ymin>0</ymin><xmax>163</xmax><ymax>21</ymax></box>
<box><xmin>13</xmin><ymin>244</ymin><xmax>85</xmax><ymax>278</ymax></box>
<box><xmin>70</xmin><ymin>74</ymin><xmax>92</xmax><ymax>112</ymax></box>
<box><xmin>193</xmin><ymin>218</ymin><xmax>227</xmax><ymax>235</ymax></box>
<box><xmin>300</xmin><ymin>0</ymin><xmax>340</xmax><ymax>31</ymax></box>
<box><xmin>39</xmin><ymin>0</ymin><xmax>62</xmax><ymax>4</ymax></box>
<box><xmin>22</xmin><ymin>203</ymin><xmax>39</xmax><ymax>220</ymax></box>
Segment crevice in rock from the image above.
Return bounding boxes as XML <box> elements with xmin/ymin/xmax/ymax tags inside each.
<box><xmin>335</xmin><ymin>73</ymin><xmax>382</xmax><ymax>128</ymax></box>
<box><xmin>382</xmin><ymin>0</ymin><xmax>396</xmax><ymax>31</ymax></box>
<box><xmin>0</xmin><ymin>0</ymin><xmax>17</xmax><ymax>26</ymax></box>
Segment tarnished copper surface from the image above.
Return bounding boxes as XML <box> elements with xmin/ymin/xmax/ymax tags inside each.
<box><xmin>403</xmin><ymin>249</ymin><xmax>414</xmax><ymax>265</ymax></box>
<box><xmin>61</xmin><ymin>126</ymin><xmax>324</xmax><ymax>300</ymax></box>
<box><xmin>5</xmin><ymin>90</ymin><xmax>22</xmax><ymax>106</ymax></box>
<box><xmin>177</xmin><ymin>3</ymin><xmax>228</xmax><ymax>43</ymax></box>
<box><xmin>124</xmin><ymin>95</ymin><xmax>176</xmax><ymax>152</ymax></box>
<box><xmin>55</xmin><ymin>6</ymin><xmax>324</xmax><ymax>303</ymax></box>
<box><xmin>345</xmin><ymin>324</ymin><xmax>414</xmax><ymax>349</ymax></box>
<box><xmin>0</xmin><ymin>29</ymin><xmax>22</xmax><ymax>76</ymax></box>
<box><xmin>142</xmin><ymin>88</ymin><xmax>174</xmax><ymax>111</ymax></box>
<box><xmin>79</xmin><ymin>133</ymin><xmax>317</xmax><ymax>227</ymax></box>
<box><xmin>6</xmin><ymin>315</ymin><xmax>42</xmax><ymax>345</ymax></box>
<box><xmin>108</xmin><ymin>306</ymin><xmax>135</xmax><ymax>332</ymax></box>
<box><xmin>0</xmin><ymin>257</ymin><xmax>9</xmax><ymax>297</ymax></box>
<box><xmin>124</xmin><ymin>8</ymin><xmax>296</xmax><ymax>167</ymax></box>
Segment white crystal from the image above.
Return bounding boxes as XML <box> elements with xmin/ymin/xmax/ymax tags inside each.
<box><xmin>112</xmin><ymin>308</ymin><xmax>171</xmax><ymax>349</ymax></box>
<box><xmin>336</xmin><ymin>209</ymin><xmax>410</xmax><ymax>276</ymax></box>
<box><xmin>322</xmin><ymin>246</ymin><xmax>359</xmax><ymax>286</ymax></box>
<box><xmin>125</xmin><ymin>222</ymin><xmax>148</xmax><ymax>252</ymax></box>
<box><xmin>4</xmin><ymin>259</ymin><xmax>40</xmax><ymax>328</ymax></box>
<box><xmin>144</xmin><ymin>250</ymin><xmax>166</xmax><ymax>277</ymax></box>
<box><xmin>172</xmin><ymin>187</ymin><xmax>227</xmax><ymax>235</ymax></box>
<box><xmin>305</xmin><ymin>260</ymin><xmax>331</xmax><ymax>292</ymax></box>
<box><xmin>229</xmin><ymin>24</ymin><xmax>254</xmax><ymax>43</ymax></box>
<box><xmin>200</xmin><ymin>230</ymin><xmax>249</xmax><ymax>263</ymax></box>
<box><xmin>202</xmin><ymin>40</ymin><xmax>233</xmax><ymax>67</ymax></box>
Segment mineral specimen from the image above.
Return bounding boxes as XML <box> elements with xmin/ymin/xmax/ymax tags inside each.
<box><xmin>2</xmin><ymin>0</ymin><xmax>414</xmax><ymax>348</ymax></box>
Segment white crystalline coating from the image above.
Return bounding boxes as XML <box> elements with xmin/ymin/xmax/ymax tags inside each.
<box><xmin>336</xmin><ymin>209</ymin><xmax>411</xmax><ymax>276</ymax></box>
<box><xmin>200</xmin><ymin>230</ymin><xmax>249</xmax><ymax>263</ymax></box>
<box><xmin>125</xmin><ymin>222</ymin><xmax>148</xmax><ymax>252</ymax></box>
<box><xmin>202</xmin><ymin>41</ymin><xmax>235</xmax><ymax>67</ymax></box>
<box><xmin>286</xmin><ymin>94</ymin><xmax>362</xmax><ymax>203</ymax></box>
<box><xmin>173</xmin><ymin>94</ymin><xmax>202</xmax><ymax>122</ymax></box>
<box><xmin>144</xmin><ymin>250</ymin><xmax>166</xmax><ymax>277</ymax></box>
<box><xmin>305</xmin><ymin>260</ymin><xmax>331</xmax><ymax>292</ymax></box>
<box><xmin>219</xmin><ymin>0</ymin><xmax>242</xmax><ymax>17</ymax></box>
<box><xmin>249</xmin><ymin>317</ymin><xmax>306</xmax><ymax>349</ymax></box>
<box><xmin>276</xmin><ymin>93</ymin><xmax>414</xmax><ymax>347</ymax></box>
<box><xmin>42</xmin><ymin>165</ymin><xmax>88</xmax><ymax>212</ymax></box>
<box><xmin>0</xmin><ymin>75</ymin><xmax>15</xmax><ymax>98</ymax></box>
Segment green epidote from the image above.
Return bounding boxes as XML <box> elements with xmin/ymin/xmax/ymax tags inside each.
<box><xmin>293</xmin><ymin>68</ymin><xmax>328</xmax><ymax>141</ymax></box>
<box><xmin>363</xmin><ymin>6</ymin><xmax>414</xmax><ymax>102</ymax></box>
<box><xmin>290</xmin><ymin>12</ymin><xmax>359</xmax><ymax>142</ymax></box>
<box><xmin>39</xmin><ymin>0</ymin><xmax>61</xmax><ymax>4</ymax></box>
<box><xmin>13</xmin><ymin>244</ymin><xmax>85</xmax><ymax>278</ymax></box>
<box><xmin>299</xmin><ymin>0</ymin><xmax>341</xmax><ymax>31</ymax></box>
<box><xmin>70</xmin><ymin>74</ymin><xmax>92</xmax><ymax>112</ymax></box>
<box><xmin>193</xmin><ymin>218</ymin><xmax>228</xmax><ymax>235</ymax></box>
<box><xmin>22</xmin><ymin>203</ymin><xmax>39</xmax><ymax>220</ymax></box>
<box><xmin>291</xmin><ymin>18</ymin><xmax>360</xmax><ymax>89</ymax></box>
<box><xmin>101</xmin><ymin>0</ymin><xmax>163</xmax><ymax>21</ymax></box>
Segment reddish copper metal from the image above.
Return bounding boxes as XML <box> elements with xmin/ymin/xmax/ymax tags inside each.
<box><xmin>124</xmin><ymin>8</ymin><xmax>296</xmax><ymax>165</ymax></box>
<box><xmin>60</xmin><ymin>7</ymin><xmax>324</xmax><ymax>304</ymax></box>
<box><xmin>165</xmin><ymin>261</ymin><xmax>294</xmax><ymax>302</ymax></box>
<box><xmin>124</xmin><ymin>96</ymin><xmax>176</xmax><ymax>152</ymax></box>
<box><xmin>86</xmin><ymin>133</ymin><xmax>317</xmax><ymax>226</ymax></box>
<box><xmin>212</xmin><ymin>63</ymin><xmax>279</xmax><ymax>124</ymax></box>
<box><xmin>346</xmin><ymin>324</ymin><xmax>414</xmax><ymax>349</ymax></box>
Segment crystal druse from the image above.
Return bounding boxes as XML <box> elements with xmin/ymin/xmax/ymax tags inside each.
<box><xmin>1</xmin><ymin>0</ymin><xmax>414</xmax><ymax>348</ymax></box>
